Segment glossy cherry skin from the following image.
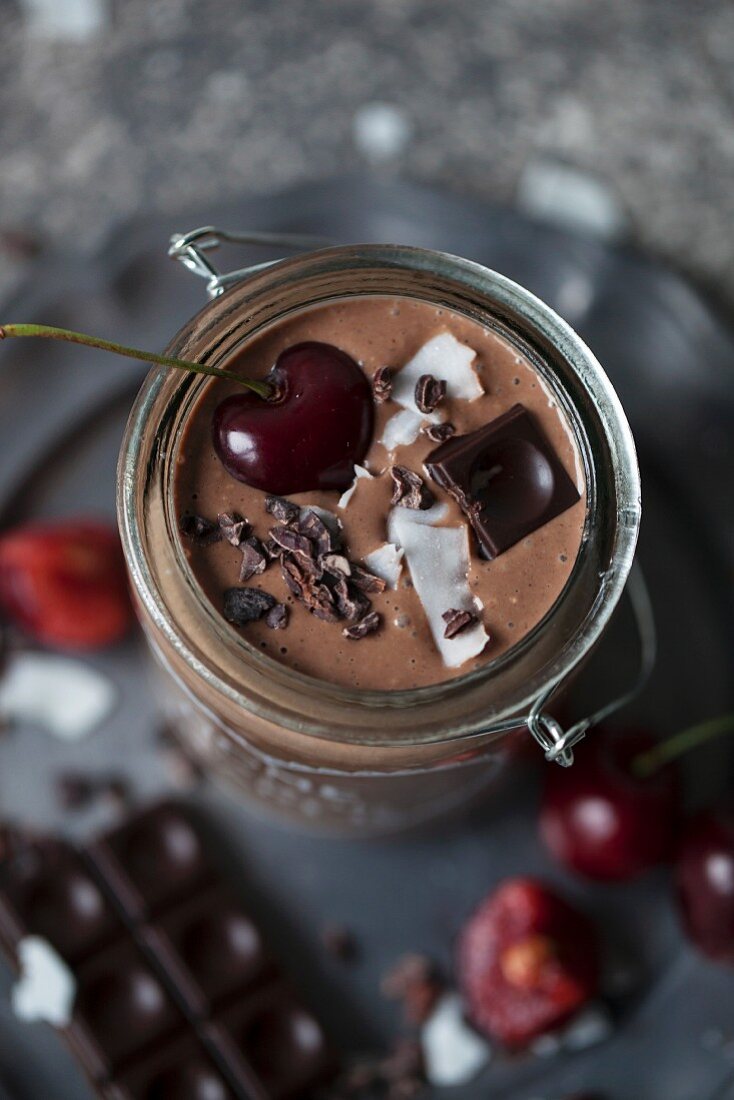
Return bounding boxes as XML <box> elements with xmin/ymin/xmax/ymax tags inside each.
<box><xmin>539</xmin><ymin>730</ymin><xmax>678</xmax><ymax>882</ymax></box>
<box><xmin>676</xmin><ymin>810</ymin><xmax>734</xmax><ymax>963</ymax></box>
<box><xmin>212</xmin><ymin>342</ymin><xmax>374</xmax><ymax>496</ymax></box>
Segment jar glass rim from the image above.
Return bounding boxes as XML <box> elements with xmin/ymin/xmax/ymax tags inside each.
<box><xmin>118</xmin><ymin>243</ymin><xmax>640</xmax><ymax>748</ymax></box>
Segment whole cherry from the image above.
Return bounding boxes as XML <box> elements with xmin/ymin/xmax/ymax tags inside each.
<box><xmin>213</xmin><ymin>342</ymin><xmax>374</xmax><ymax>495</ymax></box>
<box><xmin>539</xmin><ymin>729</ymin><xmax>679</xmax><ymax>882</ymax></box>
<box><xmin>458</xmin><ymin>877</ymin><xmax>599</xmax><ymax>1048</ymax></box>
<box><xmin>676</xmin><ymin>809</ymin><xmax>734</xmax><ymax>964</ymax></box>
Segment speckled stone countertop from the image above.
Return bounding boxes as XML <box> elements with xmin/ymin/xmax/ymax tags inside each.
<box><xmin>0</xmin><ymin>0</ymin><xmax>733</xmax><ymax>307</ymax></box>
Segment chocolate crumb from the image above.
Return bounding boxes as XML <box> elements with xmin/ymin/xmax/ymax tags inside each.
<box><xmin>390</xmin><ymin>466</ymin><xmax>435</xmax><ymax>510</ymax></box>
<box><xmin>422</xmin><ymin>422</ymin><xmax>456</xmax><ymax>443</ymax></box>
<box><xmin>442</xmin><ymin>608</ymin><xmax>479</xmax><ymax>638</ymax></box>
<box><xmin>321</xmin><ymin>924</ymin><xmax>359</xmax><ymax>963</ymax></box>
<box><xmin>264</xmin><ymin>495</ymin><xmax>300</xmax><ymax>524</ymax></box>
<box><xmin>372</xmin><ymin>365</ymin><xmax>394</xmax><ymax>403</ymax></box>
<box><xmin>218</xmin><ymin>511</ymin><xmax>250</xmax><ymax>546</ymax></box>
<box><xmin>414</xmin><ymin>373</ymin><xmax>446</xmax><ymax>414</ymax></box>
<box><xmin>179</xmin><ymin>513</ymin><xmax>221</xmax><ymax>545</ymax></box>
<box><xmin>223</xmin><ymin>587</ymin><xmax>277</xmax><ymax>625</ymax></box>
<box><xmin>343</xmin><ymin>611</ymin><xmax>382</xmax><ymax>640</ymax></box>
<box><xmin>381</xmin><ymin>954</ymin><xmax>445</xmax><ymax>1025</ymax></box>
<box><xmin>239</xmin><ymin>537</ymin><xmax>268</xmax><ymax>581</ymax></box>
<box><xmin>265</xmin><ymin>603</ymin><xmax>289</xmax><ymax>630</ymax></box>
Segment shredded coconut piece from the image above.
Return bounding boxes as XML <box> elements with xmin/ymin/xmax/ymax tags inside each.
<box><xmin>388</xmin><ymin>507</ymin><xmax>489</xmax><ymax>668</ymax></box>
<box><xmin>337</xmin><ymin>464</ymin><xmax>374</xmax><ymax>509</ymax></box>
<box><xmin>422</xmin><ymin>994</ymin><xmax>492</xmax><ymax>1086</ymax></box>
<box><xmin>12</xmin><ymin>937</ymin><xmax>76</xmax><ymax>1027</ymax></box>
<box><xmin>380</xmin><ymin>333</ymin><xmax>483</xmax><ymax>451</ymax></box>
<box><xmin>363</xmin><ymin>543</ymin><xmax>404</xmax><ymax>589</ymax></box>
<box><xmin>0</xmin><ymin>653</ymin><xmax>116</xmax><ymax>741</ymax></box>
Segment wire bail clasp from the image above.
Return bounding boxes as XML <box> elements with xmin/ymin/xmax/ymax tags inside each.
<box><xmin>168</xmin><ymin>226</ymin><xmax>332</xmax><ymax>299</ymax></box>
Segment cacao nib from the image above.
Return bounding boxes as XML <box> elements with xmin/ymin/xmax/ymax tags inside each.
<box><xmin>218</xmin><ymin>511</ymin><xmax>250</xmax><ymax>546</ymax></box>
<box><xmin>350</xmin><ymin>565</ymin><xmax>387</xmax><ymax>594</ymax></box>
<box><xmin>390</xmin><ymin>465</ymin><xmax>435</xmax><ymax>510</ymax></box>
<box><xmin>264</xmin><ymin>495</ymin><xmax>300</xmax><ymax>524</ymax></box>
<box><xmin>298</xmin><ymin>509</ymin><xmax>335</xmax><ymax>555</ymax></box>
<box><xmin>179</xmin><ymin>513</ymin><xmax>221</xmax><ymax>545</ymax></box>
<box><xmin>222</xmin><ymin>586</ymin><xmax>277</xmax><ymax>625</ymax></box>
<box><xmin>442</xmin><ymin>607</ymin><xmax>479</xmax><ymax>638</ymax></box>
<box><xmin>372</xmin><ymin>365</ymin><xmax>394</xmax><ymax>403</ymax></box>
<box><xmin>265</xmin><ymin>603</ymin><xmax>289</xmax><ymax>630</ymax></box>
<box><xmin>239</xmin><ymin>537</ymin><xmax>268</xmax><ymax>581</ymax></box>
<box><xmin>414</xmin><ymin>373</ymin><xmax>446</xmax><ymax>414</ymax></box>
<box><xmin>422</xmin><ymin>421</ymin><xmax>456</xmax><ymax>442</ymax></box>
<box><xmin>263</xmin><ymin>537</ymin><xmax>282</xmax><ymax>560</ymax></box>
<box><xmin>333</xmin><ymin>577</ymin><xmax>370</xmax><ymax>622</ymax></box>
<box><xmin>319</xmin><ymin>553</ymin><xmax>351</xmax><ymax>577</ymax></box>
<box><xmin>343</xmin><ymin>611</ymin><xmax>382</xmax><ymax>639</ymax></box>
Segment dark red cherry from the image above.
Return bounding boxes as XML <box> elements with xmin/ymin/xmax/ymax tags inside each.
<box><xmin>539</xmin><ymin>729</ymin><xmax>678</xmax><ymax>882</ymax></box>
<box><xmin>212</xmin><ymin>342</ymin><xmax>374</xmax><ymax>495</ymax></box>
<box><xmin>676</xmin><ymin>810</ymin><xmax>734</xmax><ymax>963</ymax></box>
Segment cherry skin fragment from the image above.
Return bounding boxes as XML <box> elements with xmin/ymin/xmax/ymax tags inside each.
<box><xmin>0</xmin><ymin>519</ymin><xmax>132</xmax><ymax>650</ymax></box>
<box><xmin>539</xmin><ymin>729</ymin><xmax>678</xmax><ymax>882</ymax></box>
<box><xmin>212</xmin><ymin>342</ymin><xmax>374</xmax><ymax>496</ymax></box>
<box><xmin>676</xmin><ymin>810</ymin><xmax>734</xmax><ymax>964</ymax></box>
<box><xmin>458</xmin><ymin>877</ymin><xmax>598</xmax><ymax>1047</ymax></box>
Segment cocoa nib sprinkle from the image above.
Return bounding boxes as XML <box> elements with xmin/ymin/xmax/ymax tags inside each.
<box><xmin>442</xmin><ymin>607</ymin><xmax>479</xmax><ymax>638</ymax></box>
<box><xmin>381</xmin><ymin>953</ymin><xmax>446</xmax><ymax>1026</ymax></box>
<box><xmin>265</xmin><ymin>603</ymin><xmax>289</xmax><ymax>630</ymax></box>
<box><xmin>372</xmin><ymin>364</ymin><xmax>394</xmax><ymax>403</ymax></box>
<box><xmin>422</xmin><ymin>421</ymin><xmax>456</xmax><ymax>443</ymax></box>
<box><xmin>239</xmin><ymin>537</ymin><xmax>268</xmax><ymax>581</ymax></box>
<box><xmin>390</xmin><ymin>465</ymin><xmax>435</xmax><ymax>511</ymax></box>
<box><xmin>343</xmin><ymin>611</ymin><xmax>382</xmax><ymax>640</ymax></box>
<box><xmin>264</xmin><ymin>495</ymin><xmax>300</xmax><ymax>524</ymax></box>
<box><xmin>414</xmin><ymin>373</ymin><xmax>446</xmax><ymax>414</ymax></box>
<box><xmin>350</xmin><ymin>565</ymin><xmax>387</xmax><ymax>594</ymax></box>
<box><xmin>298</xmin><ymin>509</ymin><xmax>335</xmax><ymax>555</ymax></box>
<box><xmin>218</xmin><ymin>511</ymin><xmax>250</xmax><ymax>546</ymax></box>
<box><xmin>222</xmin><ymin>586</ymin><xmax>277</xmax><ymax>625</ymax></box>
<box><xmin>179</xmin><ymin>513</ymin><xmax>221</xmax><ymax>545</ymax></box>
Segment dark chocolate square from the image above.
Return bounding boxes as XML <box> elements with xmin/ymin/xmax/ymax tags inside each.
<box><xmin>86</xmin><ymin>803</ymin><xmax>213</xmax><ymax>921</ymax></box>
<box><xmin>145</xmin><ymin>885</ymin><xmax>273</xmax><ymax>1018</ymax></box>
<box><xmin>70</xmin><ymin>939</ymin><xmax>185</xmax><ymax>1079</ymax></box>
<box><xmin>102</xmin><ymin>1033</ymin><xmax>250</xmax><ymax>1100</ymax></box>
<box><xmin>209</xmin><ymin>981</ymin><xmax>335</xmax><ymax>1100</ymax></box>
<box><xmin>425</xmin><ymin>402</ymin><xmax>582</xmax><ymax>558</ymax></box>
<box><xmin>0</xmin><ymin>839</ymin><xmax>120</xmax><ymax>965</ymax></box>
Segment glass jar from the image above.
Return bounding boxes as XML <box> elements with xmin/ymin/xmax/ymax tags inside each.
<box><xmin>117</xmin><ymin>244</ymin><xmax>640</xmax><ymax>835</ymax></box>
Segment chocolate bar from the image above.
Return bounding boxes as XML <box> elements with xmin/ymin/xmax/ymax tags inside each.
<box><xmin>425</xmin><ymin>402</ymin><xmax>581</xmax><ymax>559</ymax></box>
<box><xmin>0</xmin><ymin>804</ymin><xmax>336</xmax><ymax>1099</ymax></box>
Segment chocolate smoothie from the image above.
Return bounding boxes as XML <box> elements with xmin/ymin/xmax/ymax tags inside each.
<box><xmin>174</xmin><ymin>296</ymin><xmax>586</xmax><ymax>691</ymax></box>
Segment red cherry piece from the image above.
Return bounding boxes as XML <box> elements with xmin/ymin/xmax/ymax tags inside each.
<box><xmin>458</xmin><ymin>877</ymin><xmax>598</xmax><ymax>1047</ymax></box>
<box><xmin>676</xmin><ymin>810</ymin><xmax>734</xmax><ymax>963</ymax></box>
<box><xmin>212</xmin><ymin>342</ymin><xmax>374</xmax><ymax>496</ymax></box>
<box><xmin>539</xmin><ymin>729</ymin><xmax>678</xmax><ymax>882</ymax></box>
<box><xmin>0</xmin><ymin>520</ymin><xmax>132</xmax><ymax>650</ymax></box>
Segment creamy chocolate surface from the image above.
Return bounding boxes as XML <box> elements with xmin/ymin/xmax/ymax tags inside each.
<box><xmin>174</xmin><ymin>296</ymin><xmax>586</xmax><ymax>690</ymax></box>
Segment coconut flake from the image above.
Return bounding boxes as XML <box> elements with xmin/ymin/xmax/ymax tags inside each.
<box><xmin>380</xmin><ymin>333</ymin><xmax>483</xmax><ymax>452</ymax></box>
<box><xmin>0</xmin><ymin>653</ymin><xmax>116</xmax><ymax>741</ymax></box>
<box><xmin>12</xmin><ymin>937</ymin><xmax>76</xmax><ymax>1028</ymax></box>
<box><xmin>422</xmin><ymin>994</ymin><xmax>491</xmax><ymax>1087</ymax></box>
<box><xmin>388</xmin><ymin>508</ymin><xmax>489</xmax><ymax>668</ymax></box>
<box><xmin>363</xmin><ymin>543</ymin><xmax>404</xmax><ymax>589</ymax></box>
<box><xmin>337</xmin><ymin>465</ymin><xmax>374</xmax><ymax>510</ymax></box>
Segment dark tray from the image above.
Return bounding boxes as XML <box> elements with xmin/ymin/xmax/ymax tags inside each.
<box><xmin>0</xmin><ymin>178</ymin><xmax>733</xmax><ymax>1100</ymax></box>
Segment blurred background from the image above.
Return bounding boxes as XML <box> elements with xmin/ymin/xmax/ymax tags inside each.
<box><xmin>1</xmin><ymin>0</ymin><xmax>733</xmax><ymax>302</ymax></box>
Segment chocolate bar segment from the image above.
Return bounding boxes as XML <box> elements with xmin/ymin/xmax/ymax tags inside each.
<box><xmin>425</xmin><ymin>402</ymin><xmax>581</xmax><ymax>558</ymax></box>
<box><xmin>0</xmin><ymin>839</ymin><xmax>120</xmax><ymax>964</ymax></box>
<box><xmin>101</xmin><ymin>1033</ymin><xmax>243</xmax><ymax>1100</ymax></box>
<box><xmin>85</xmin><ymin>803</ymin><xmax>214</xmax><ymax>920</ymax></box>
<box><xmin>210</xmin><ymin>981</ymin><xmax>335</xmax><ymax>1100</ymax></box>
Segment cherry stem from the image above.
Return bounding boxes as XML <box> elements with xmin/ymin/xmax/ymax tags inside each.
<box><xmin>0</xmin><ymin>323</ymin><xmax>274</xmax><ymax>400</ymax></box>
<box><xmin>631</xmin><ymin>713</ymin><xmax>734</xmax><ymax>779</ymax></box>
